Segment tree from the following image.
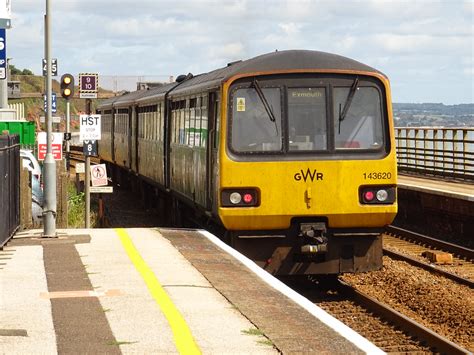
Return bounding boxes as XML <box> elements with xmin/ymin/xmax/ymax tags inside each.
<box><xmin>9</xmin><ymin>64</ymin><xmax>34</xmax><ymax>75</ymax></box>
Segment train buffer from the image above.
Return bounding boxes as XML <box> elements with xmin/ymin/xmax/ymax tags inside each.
<box><xmin>0</xmin><ymin>227</ymin><xmax>383</xmax><ymax>354</ymax></box>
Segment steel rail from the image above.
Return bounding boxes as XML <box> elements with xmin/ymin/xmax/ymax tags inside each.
<box><xmin>337</xmin><ymin>280</ymin><xmax>471</xmax><ymax>355</ymax></box>
<box><xmin>383</xmin><ymin>248</ymin><xmax>474</xmax><ymax>288</ymax></box>
<box><xmin>386</xmin><ymin>225</ymin><xmax>474</xmax><ymax>261</ymax></box>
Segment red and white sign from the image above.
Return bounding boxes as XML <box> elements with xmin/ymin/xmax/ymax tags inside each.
<box><xmin>37</xmin><ymin>132</ymin><xmax>63</xmax><ymax>161</ymax></box>
<box><xmin>91</xmin><ymin>164</ymin><xmax>108</xmax><ymax>187</ymax></box>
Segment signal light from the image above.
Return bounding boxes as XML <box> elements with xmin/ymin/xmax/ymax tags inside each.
<box><xmin>60</xmin><ymin>73</ymin><xmax>74</xmax><ymax>99</ymax></box>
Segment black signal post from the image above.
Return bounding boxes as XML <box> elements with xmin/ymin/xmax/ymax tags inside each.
<box><xmin>61</xmin><ymin>73</ymin><xmax>74</xmax><ymax>172</ymax></box>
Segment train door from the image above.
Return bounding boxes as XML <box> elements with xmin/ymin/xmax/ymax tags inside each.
<box><xmin>206</xmin><ymin>91</ymin><xmax>220</xmax><ymax>213</ymax></box>
<box><xmin>111</xmin><ymin>108</ymin><xmax>116</xmax><ymax>163</ymax></box>
<box><xmin>128</xmin><ymin>107</ymin><xmax>133</xmax><ymax>169</ymax></box>
<box><xmin>134</xmin><ymin>106</ymin><xmax>139</xmax><ymax>173</ymax></box>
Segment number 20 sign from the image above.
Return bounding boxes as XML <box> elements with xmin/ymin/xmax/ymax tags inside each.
<box><xmin>79</xmin><ymin>73</ymin><xmax>98</xmax><ymax>98</ymax></box>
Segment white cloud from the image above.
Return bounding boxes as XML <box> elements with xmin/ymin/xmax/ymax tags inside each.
<box><xmin>6</xmin><ymin>0</ymin><xmax>473</xmax><ymax>103</ymax></box>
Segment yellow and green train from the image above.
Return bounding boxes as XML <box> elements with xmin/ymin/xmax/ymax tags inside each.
<box><xmin>98</xmin><ymin>50</ymin><xmax>397</xmax><ymax>275</ymax></box>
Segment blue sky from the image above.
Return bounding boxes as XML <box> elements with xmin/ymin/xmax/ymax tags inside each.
<box><xmin>7</xmin><ymin>0</ymin><xmax>474</xmax><ymax>104</ymax></box>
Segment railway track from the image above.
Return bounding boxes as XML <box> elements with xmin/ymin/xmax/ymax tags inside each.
<box><xmin>290</xmin><ymin>278</ymin><xmax>470</xmax><ymax>354</ymax></box>
<box><xmin>383</xmin><ymin>225</ymin><xmax>474</xmax><ymax>288</ymax></box>
<box><xmin>68</xmin><ymin>145</ymin><xmax>101</xmax><ymax>167</ymax></box>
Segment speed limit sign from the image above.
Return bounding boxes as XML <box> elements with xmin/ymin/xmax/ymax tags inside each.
<box><xmin>83</xmin><ymin>140</ymin><xmax>98</xmax><ymax>157</ymax></box>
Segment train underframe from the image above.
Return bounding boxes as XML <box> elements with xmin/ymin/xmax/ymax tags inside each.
<box><xmin>227</xmin><ymin>224</ymin><xmax>383</xmax><ymax>275</ymax></box>
<box><xmin>107</xmin><ymin>163</ymin><xmax>384</xmax><ymax>275</ymax></box>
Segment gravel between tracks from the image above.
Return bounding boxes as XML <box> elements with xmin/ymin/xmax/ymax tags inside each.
<box><xmin>342</xmin><ymin>256</ymin><xmax>474</xmax><ymax>351</ymax></box>
<box><xmin>384</xmin><ymin>242</ymin><xmax>474</xmax><ymax>281</ymax></box>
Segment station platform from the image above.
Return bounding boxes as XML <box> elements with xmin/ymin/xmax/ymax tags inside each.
<box><xmin>398</xmin><ymin>174</ymin><xmax>474</xmax><ymax>201</ymax></box>
<box><xmin>1</xmin><ymin>228</ymin><xmax>382</xmax><ymax>354</ymax></box>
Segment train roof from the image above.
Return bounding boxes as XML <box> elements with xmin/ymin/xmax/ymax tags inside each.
<box><xmin>98</xmin><ymin>50</ymin><xmax>384</xmax><ymax>109</ymax></box>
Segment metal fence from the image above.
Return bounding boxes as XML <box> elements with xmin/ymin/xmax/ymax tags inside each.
<box><xmin>395</xmin><ymin>127</ymin><xmax>474</xmax><ymax>181</ymax></box>
<box><xmin>0</xmin><ymin>134</ymin><xmax>20</xmax><ymax>247</ymax></box>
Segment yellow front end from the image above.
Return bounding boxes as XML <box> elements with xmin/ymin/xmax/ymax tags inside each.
<box><xmin>217</xmin><ymin>70</ymin><xmax>398</xmax><ymax>233</ymax></box>
<box><xmin>218</xmin><ymin>155</ymin><xmax>397</xmax><ymax>231</ymax></box>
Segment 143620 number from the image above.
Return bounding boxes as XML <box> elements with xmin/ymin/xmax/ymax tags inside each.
<box><xmin>363</xmin><ymin>172</ymin><xmax>392</xmax><ymax>180</ymax></box>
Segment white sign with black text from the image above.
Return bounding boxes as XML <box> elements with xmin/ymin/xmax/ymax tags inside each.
<box><xmin>80</xmin><ymin>114</ymin><xmax>101</xmax><ymax>141</ymax></box>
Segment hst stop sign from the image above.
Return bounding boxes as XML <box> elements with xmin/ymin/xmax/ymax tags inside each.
<box><xmin>80</xmin><ymin>114</ymin><xmax>101</xmax><ymax>141</ymax></box>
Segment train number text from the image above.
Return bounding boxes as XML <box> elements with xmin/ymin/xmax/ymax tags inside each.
<box><xmin>363</xmin><ymin>172</ymin><xmax>392</xmax><ymax>180</ymax></box>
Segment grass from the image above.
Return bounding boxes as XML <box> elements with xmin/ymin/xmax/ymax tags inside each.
<box><xmin>258</xmin><ymin>339</ymin><xmax>275</xmax><ymax>346</ymax></box>
<box><xmin>241</xmin><ymin>328</ymin><xmax>275</xmax><ymax>347</ymax></box>
<box><xmin>67</xmin><ymin>182</ymin><xmax>86</xmax><ymax>228</ymax></box>
<box><xmin>67</xmin><ymin>181</ymin><xmax>98</xmax><ymax>228</ymax></box>
<box><xmin>241</xmin><ymin>328</ymin><xmax>265</xmax><ymax>336</ymax></box>
<box><xmin>107</xmin><ymin>340</ymin><xmax>137</xmax><ymax>346</ymax></box>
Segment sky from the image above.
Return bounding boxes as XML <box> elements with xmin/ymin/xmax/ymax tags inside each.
<box><xmin>6</xmin><ymin>0</ymin><xmax>474</xmax><ymax>104</ymax></box>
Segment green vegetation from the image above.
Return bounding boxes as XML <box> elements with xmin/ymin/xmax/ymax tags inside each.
<box><xmin>67</xmin><ymin>182</ymin><xmax>98</xmax><ymax>227</ymax></box>
<box><xmin>10</xmin><ymin>65</ymin><xmax>34</xmax><ymax>76</ymax></box>
<box><xmin>107</xmin><ymin>340</ymin><xmax>137</xmax><ymax>346</ymax></box>
<box><xmin>258</xmin><ymin>339</ymin><xmax>274</xmax><ymax>346</ymax></box>
<box><xmin>241</xmin><ymin>328</ymin><xmax>265</xmax><ymax>336</ymax></box>
<box><xmin>68</xmin><ymin>183</ymin><xmax>86</xmax><ymax>228</ymax></box>
<box><xmin>9</xmin><ymin>70</ymin><xmax>108</xmax><ymax>128</ymax></box>
<box><xmin>241</xmin><ymin>328</ymin><xmax>274</xmax><ymax>347</ymax></box>
<box><xmin>393</xmin><ymin>103</ymin><xmax>474</xmax><ymax>127</ymax></box>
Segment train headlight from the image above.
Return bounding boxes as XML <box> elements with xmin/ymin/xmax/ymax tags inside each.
<box><xmin>221</xmin><ymin>188</ymin><xmax>259</xmax><ymax>207</ymax></box>
<box><xmin>376</xmin><ymin>189</ymin><xmax>388</xmax><ymax>202</ymax></box>
<box><xmin>229</xmin><ymin>192</ymin><xmax>242</xmax><ymax>204</ymax></box>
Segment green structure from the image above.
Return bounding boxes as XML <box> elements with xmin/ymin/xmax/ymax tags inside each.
<box><xmin>0</xmin><ymin>120</ymin><xmax>36</xmax><ymax>149</ymax></box>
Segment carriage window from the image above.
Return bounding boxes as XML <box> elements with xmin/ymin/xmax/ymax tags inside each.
<box><xmin>288</xmin><ymin>88</ymin><xmax>327</xmax><ymax>151</ymax></box>
<box><xmin>333</xmin><ymin>86</ymin><xmax>383</xmax><ymax>150</ymax></box>
<box><xmin>231</xmin><ymin>87</ymin><xmax>281</xmax><ymax>152</ymax></box>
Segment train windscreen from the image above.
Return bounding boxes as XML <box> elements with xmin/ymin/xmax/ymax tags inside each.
<box><xmin>229</xmin><ymin>76</ymin><xmax>386</xmax><ymax>155</ymax></box>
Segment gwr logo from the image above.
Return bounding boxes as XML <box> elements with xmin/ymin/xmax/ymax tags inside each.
<box><xmin>294</xmin><ymin>168</ymin><xmax>323</xmax><ymax>182</ymax></box>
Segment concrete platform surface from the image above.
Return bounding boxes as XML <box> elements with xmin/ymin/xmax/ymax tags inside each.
<box><xmin>1</xmin><ymin>227</ymin><xmax>382</xmax><ymax>354</ymax></box>
<box><xmin>398</xmin><ymin>174</ymin><xmax>474</xmax><ymax>201</ymax></box>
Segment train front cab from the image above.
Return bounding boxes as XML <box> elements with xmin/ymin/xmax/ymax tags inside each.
<box><xmin>217</xmin><ymin>71</ymin><xmax>398</xmax><ymax>275</ymax></box>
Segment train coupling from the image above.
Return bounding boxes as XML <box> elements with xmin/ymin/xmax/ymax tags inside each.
<box><xmin>298</xmin><ymin>223</ymin><xmax>328</xmax><ymax>254</ymax></box>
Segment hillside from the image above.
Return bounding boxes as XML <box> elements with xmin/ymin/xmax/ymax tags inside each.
<box><xmin>393</xmin><ymin>103</ymin><xmax>474</xmax><ymax>127</ymax></box>
<box><xmin>9</xmin><ymin>74</ymin><xmax>112</xmax><ymax>131</ymax></box>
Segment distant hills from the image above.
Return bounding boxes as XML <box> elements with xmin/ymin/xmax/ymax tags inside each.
<box><xmin>393</xmin><ymin>103</ymin><xmax>473</xmax><ymax>127</ymax></box>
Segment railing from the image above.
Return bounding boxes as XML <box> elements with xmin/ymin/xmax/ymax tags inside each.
<box><xmin>395</xmin><ymin>127</ymin><xmax>474</xmax><ymax>181</ymax></box>
<box><xmin>0</xmin><ymin>134</ymin><xmax>20</xmax><ymax>247</ymax></box>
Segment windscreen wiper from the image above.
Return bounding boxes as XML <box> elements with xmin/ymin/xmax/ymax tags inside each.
<box><xmin>338</xmin><ymin>77</ymin><xmax>359</xmax><ymax>134</ymax></box>
<box><xmin>252</xmin><ymin>79</ymin><xmax>276</xmax><ymax>123</ymax></box>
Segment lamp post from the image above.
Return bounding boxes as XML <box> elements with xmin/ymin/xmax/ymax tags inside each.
<box><xmin>42</xmin><ymin>0</ymin><xmax>56</xmax><ymax>237</ymax></box>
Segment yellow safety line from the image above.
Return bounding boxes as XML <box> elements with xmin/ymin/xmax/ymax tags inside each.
<box><xmin>115</xmin><ymin>228</ymin><xmax>201</xmax><ymax>355</ymax></box>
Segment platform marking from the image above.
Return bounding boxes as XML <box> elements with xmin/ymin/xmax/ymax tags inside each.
<box><xmin>199</xmin><ymin>230</ymin><xmax>385</xmax><ymax>355</ymax></box>
<box><xmin>115</xmin><ymin>228</ymin><xmax>201</xmax><ymax>355</ymax></box>
<box><xmin>40</xmin><ymin>289</ymin><xmax>122</xmax><ymax>299</ymax></box>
